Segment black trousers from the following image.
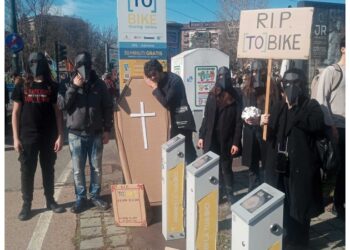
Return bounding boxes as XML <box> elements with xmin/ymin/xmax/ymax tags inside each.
<box><xmin>277</xmin><ymin>174</ymin><xmax>310</xmax><ymax>246</ymax></box>
<box><xmin>210</xmin><ymin>137</ymin><xmax>234</xmax><ymax>199</ymax></box>
<box><xmin>219</xmin><ymin>158</ymin><xmax>234</xmax><ymax>197</ymax></box>
<box><xmin>19</xmin><ymin>142</ymin><xmax>57</xmax><ymax>203</ymax></box>
<box><xmin>334</xmin><ymin>128</ymin><xmax>345</xmax><ymax>214</ymax></box>
<box><xmin>243</xmin><ymin>125</ymin><xmax>263</xmax><ymax>191</ymax></box>
<box><xmin>170</xmin><ymin>128</ymin><xmax>197</xmax><ymax>165</ymax></box>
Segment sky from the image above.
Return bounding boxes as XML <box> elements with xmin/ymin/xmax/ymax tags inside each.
<box><xmin>51</xmin><ymin>0</ymin><xmax>346</xmax><ymax>29</ymax></box>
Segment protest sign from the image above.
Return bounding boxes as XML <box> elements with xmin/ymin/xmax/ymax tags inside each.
<box><xmin>237</xmin><ymin>7</ymin><xmax>314</xmax><ymax>140</ymax></box>
<box><xmin>237</xmin><ymin>7</ymin><xmax>314</xmax><ymax>60</ymax></box>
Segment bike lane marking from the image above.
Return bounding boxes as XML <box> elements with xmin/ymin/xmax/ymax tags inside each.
<box><xmin>27</xmin><ymin>160</ymin><xmax>72</xmax><ymax>250</ymax></box>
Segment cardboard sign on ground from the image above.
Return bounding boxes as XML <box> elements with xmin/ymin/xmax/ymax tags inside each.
<box><xmin>111</xmin><ymin>184</ymin><xmax>151</xmax><ymax>227</ymax></box>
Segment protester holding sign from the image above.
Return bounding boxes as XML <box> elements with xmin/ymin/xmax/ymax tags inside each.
<box><xmin>261</xmin><ymin>69</ymin><xmax>324</xmax><ymax>247</ymax></box>
<box><xmin>241</xmin><ymin>61</ymin><xmax>283</xmax><ymax>191</ymax></box>
<box><xmin>240</xmin><ymin>62</ymin><xmax>266</xmax><ymax>191</ymax></box>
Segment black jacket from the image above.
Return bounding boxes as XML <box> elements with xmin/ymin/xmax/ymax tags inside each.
<box><xmin>152</xmin><ymin>72</ymin><xmax>196</xmax><ymax>132</ymax></box>
<box><xmin>199</xmin><ymin>89</ymin><xmax>242</xmax><ymax>160</ymax></box>
<box><xmin>241</xmin><ymin>89</ymin><xmax>265</xmax><ymax>167</ymax></box>
<box><xmin>265</xmin><ymin>97</ymin><xmax>324</xmax><ymax>222</ymax></box>
<box><xmin>58</xmin><ymin>70</ymin><xmax>113</xmax><ymax>134</ymax></box>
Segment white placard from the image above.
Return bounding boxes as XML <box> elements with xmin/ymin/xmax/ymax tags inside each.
<box><xmin>237</xmin><ymin>7</ymin><xmax>314</xmax><ymax>59</ymax></box>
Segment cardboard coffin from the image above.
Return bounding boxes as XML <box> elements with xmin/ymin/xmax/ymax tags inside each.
<box><xmin>114</xmin><ymin>77</ymin><xmax>170</xmax><ymax>204</ymax></box>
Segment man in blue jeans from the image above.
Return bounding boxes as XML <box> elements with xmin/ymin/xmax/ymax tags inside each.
<box><xmin>58</xmin><ymin>51</ymin><xmax>113</xmax><ymax>213</ymax></box>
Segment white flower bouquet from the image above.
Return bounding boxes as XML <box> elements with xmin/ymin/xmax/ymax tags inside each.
<box><xmin>241</xmin><ymin>106</ymin><xmax>261</xmax><ymax>120</ymax></box>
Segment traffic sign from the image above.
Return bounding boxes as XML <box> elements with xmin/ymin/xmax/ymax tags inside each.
<box><xmin>5</xmin><ymin>33</ymin><xmax>24</xmax><ymax>53</ymax></box>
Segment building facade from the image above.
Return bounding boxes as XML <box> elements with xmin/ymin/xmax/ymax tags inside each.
<box><xmin>181</xmin><ymin>22</ymin><xmax>224</xmax><ymax>51</ymax></box>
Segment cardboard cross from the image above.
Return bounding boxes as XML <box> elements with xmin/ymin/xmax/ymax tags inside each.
<box><xmin>130</xmin><ymin>101</ymin><xmax>156</xmax><ymax>150</ymax></box>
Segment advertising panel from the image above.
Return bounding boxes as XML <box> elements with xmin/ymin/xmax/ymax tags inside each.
<box><xmin>195</xmin><ymin>66</ymin><xmax>217</xmax><ymax>107</ymax></box>
<box><xmin>297</xmin><ymin>1</ymin><xmax>345</xmax><ymax>82</ymax></box>
<box><xmin>117</xmin><ymin>0</ymin><xmax>167</xmax><ymax>89</ymax></box>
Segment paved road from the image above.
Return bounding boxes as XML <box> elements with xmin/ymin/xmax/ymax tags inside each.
<box><xmin>4</xmin><ymin>133</ymin><xmax>346</xmax><ymax>250</ymax></box>
<box><xmin>5</xmin><ymin>143</ymin><xmax>72</xmax><ymax>191</ymax></box>
<box><xmin>5</xmin><ymin>133</ymin><xmax>76</xmax><ymax>250</ymax></box>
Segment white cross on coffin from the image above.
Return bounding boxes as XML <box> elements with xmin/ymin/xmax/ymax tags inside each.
<box><xmin>130</xmin><ymin>101</ymin><xmax>156</xmax><ymax>150</ymax></box>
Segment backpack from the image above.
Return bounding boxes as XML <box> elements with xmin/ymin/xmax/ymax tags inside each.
<box><xmin>316</xmin><ymin>137</ymin><xmax>339</xmax><ymax>175</ymax></box>
<box><xmin>310</xmin><ymin>64</ymin><xmax>343</xmax><ymax>99</ymax></box>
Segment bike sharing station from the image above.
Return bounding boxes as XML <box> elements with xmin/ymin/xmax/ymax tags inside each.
<box><xmin>161</xmin><ymin>134</ymin><xmax>186</xmax><ymax>240</ymax></box>
<box><xmin>112</xmin><ymin>2</ymin><xmax>317</xmax><ymax>249</ymax></box>
<box><xmin>186</xmin><ymin>151</ymin><xmax>219</xmax><ymax>250</ymax></box>
<box><xmin>231</xmin><ymin>183</ymin><xmax>285</xmax><ymax>250</ymax></box>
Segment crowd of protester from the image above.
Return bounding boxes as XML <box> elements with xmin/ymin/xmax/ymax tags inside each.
<box><xmin>7</xmin><ymin>36</ymin><xmax>345</xmax><ymax>249</ymax></box>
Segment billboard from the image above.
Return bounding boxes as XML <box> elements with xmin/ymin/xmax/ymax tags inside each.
<box><xmin>237</xmin><ymin>8</ymin><xmax>314</xmax><ymax>59</ymax></box>
<box><xmin>118</xmin><ymin>0</ymin><xmax>166</xmax><ymax>44</ymax></box>
<box><xmin>117</xmin><ymin>0</ymin><xmax>167</xmax><ymax>89</ymax></box>
<box><xmin>297</xmin><ymin>1</ymin><xmax>345</xmax><ymax>83</ymax></box>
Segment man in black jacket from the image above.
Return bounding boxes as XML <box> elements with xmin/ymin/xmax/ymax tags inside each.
<box><xmin>144</xmin><ymin>59</ymin><xmax>197</xmax><ymax>164</ymax></box>
<box><xmin>58</xmin><ymin>52</ymin><xmax>113</xmax><ymax>213</ymax></box>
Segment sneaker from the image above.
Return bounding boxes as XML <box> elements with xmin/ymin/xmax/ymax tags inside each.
<box><xmin>47</xmin><ymin>201</ymin><xmax>66</xmax><ymax>213</ymax></box>
<box><xmin>18</xmin><ymin>203</ymin><xmax>31</xmax><ymax>221</ymax></box>
<box><xmin>91</xmin><ymin>198</ymin><xmax>109</xmax><ymax>210</ymax></box>
<box><xmin>70</xmin><ymin>199</ymin><xmax>87</xmax><ymax>214</ymax></box>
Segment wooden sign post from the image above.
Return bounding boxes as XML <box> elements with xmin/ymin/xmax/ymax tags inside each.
<box><xmin>263</xmin><ymin>59</ymin><xmax>272</xmax><ymax>140</ymax></box>
<box><xmin>236</xmin><ymin>7</ymin><xmax>314</xmax><ymax>140</ymax></box>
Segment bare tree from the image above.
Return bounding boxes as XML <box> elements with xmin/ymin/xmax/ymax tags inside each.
<box><xmin>217</xmin><ymin>0</ymin><xmax>267</xmax><ymax>68</ymax></box>
<box><xmin>98</xmin><ymin>26</ymin><xmax>118</xmax><ymax>45</ymax></box>
<box><xmin>5</xmin><ymin>0</ymin><xmax>117</xmax><ymax>76</ymax></box>
<box><xmin>218</xmin><ymin>0</ymin><xmax>267</xmax><ymax>21</ymax></box>
<box><xmin>5</xmin><ymin>0</ymin><xmax>11</xmax><ymax>31</ymax></box>
<box><xmin>91</xmin><ymin>26</ymin><xmax>118</xmax><ymax>74</ymax></box>
<box><xmin>20</xmin><ymin>0</ymin><xmax>54</xmax><ymax>48</ymax></box>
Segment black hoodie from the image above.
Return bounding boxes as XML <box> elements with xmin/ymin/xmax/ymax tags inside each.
<box><xmin>58</xmin><ymin>70</ymin><xmax>113</xmax><ymax>135</ymax></box>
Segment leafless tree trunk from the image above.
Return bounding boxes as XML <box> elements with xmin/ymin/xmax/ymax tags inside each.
<box><xmin>217</xmin><ymin>0</ymin><xmax>267</xmax><ymax>68</ymax></box>
<box><xmin>5</xmin><ymin>0</ymin><xmax>117</xmax><ymax>76</ymax></box>
<box><xmin>20</xmin><ymin>0</ymin><xmax>53</xmax><ymax>49</ymax></box>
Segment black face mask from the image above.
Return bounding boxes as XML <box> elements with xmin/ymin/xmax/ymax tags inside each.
<box><xmin>282</xmin><ymin>72</ymin><xmax>302</xmax><ymax>105</ymax></box>
<box><xmin>28</xmin><ymin>52</ymin><xmax>48</xmax><ymax>77</ymax></box>
<box><xmin>251</xmin><ymin>61</ymin><xmax>264</xmax><ymax>88</ymax></box>
<box><xmin>252</xmin><ymin>71</ymin><xmax>262</xmax><ymax>88</ymax></box>
<box><xmin>74</xmin><ymin>52</ymin><xmax>92</xmax><ymax>82</ymax></box>
<box><xmin>216</xmin><ymin>67</ymin><xmax>231</xmax><ymax>90</ymax></box>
